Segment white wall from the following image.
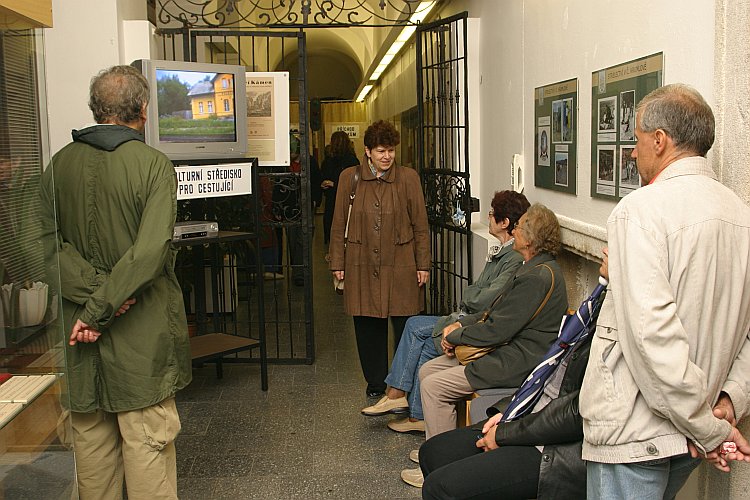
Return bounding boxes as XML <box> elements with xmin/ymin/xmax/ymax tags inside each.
<box><xmin>43</xmin><ymin>0</ymin><xmax>151</xmax><ymax>155</ymax></box>
<box><xmin>44</xmin><ymin>0</ymin><xmax>120</xmax><ymax>154</ymax></box>
<box><xmin>472</xmin><ymin>0</ymin><xmax>715</xmax><ymax>234</ymax></box>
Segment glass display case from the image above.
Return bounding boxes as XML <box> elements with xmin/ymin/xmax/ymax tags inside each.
<box><xmin>0</xmin><ymin>27</ymin><xmax>77</xmax><ymax>498</ymax></box>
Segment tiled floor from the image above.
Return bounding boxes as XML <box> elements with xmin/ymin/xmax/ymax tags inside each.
<box><xmin>176</xmin><ymin>217</ymin><xmax>424</xmax><ymax>499</ymax></box>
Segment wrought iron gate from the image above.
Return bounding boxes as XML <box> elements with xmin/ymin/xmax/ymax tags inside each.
<box><xmin>156</xmin><ymin>28</ymin><xmax>315</xmax><ymax>364</ymax></box>
<box><xmin>416</xmin><ymin>12</ymin><xmax>473</xmax><ymax>316</ymax></box>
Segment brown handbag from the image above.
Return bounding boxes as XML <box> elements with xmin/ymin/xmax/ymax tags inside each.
<box><xmin>455</xmin><ymin>263</ymin><xmax>555</xmax><ymax>365</ymax></box>
<box><xmin>333</xmin><ymin>167</ymin><xmax>360</xmax><ymax>294</ymax></box>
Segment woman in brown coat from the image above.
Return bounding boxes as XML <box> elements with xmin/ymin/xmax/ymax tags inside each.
<box><xmin>329</xmin><ymin>120</ymin><xmax>430</xmax><ymax>397</ymax></box>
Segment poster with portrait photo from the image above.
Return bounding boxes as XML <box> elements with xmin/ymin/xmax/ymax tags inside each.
<box><xmin>554</xmin><ymin>151</ymin><xmax>569</xmax><ymax>187</ymax></box>
<box><xmin>562</xmin><ymin>98</ymin><xmax>574</xmax><ymax>143</ymax></box>
<box><xmin>538</xmin><ymin>125</ymin><xmax>551</xmax><ymax>166</ymax></box>
<box><xmin>618</xmin><ymin>146</ymin><xmax>639</xmax><ymax>197</ymax></box>
<box><xmin>552</xmin><ymin>100</ymin><xmax>563</xmax><ymax>143</ymax></box>
<box><xmin>596</xmin><ymin>145</ymin><xmax>616</xmax><ymax>196</ymax></box>
<box><xmin>619</xmin><ymin>90</ymin><xmax>635</xmax><ymax>141</ymax></box>
<box><xmin>597</xmin><ymin>96</ymin><xmax>617</xmax><ymax>142</ymax></box>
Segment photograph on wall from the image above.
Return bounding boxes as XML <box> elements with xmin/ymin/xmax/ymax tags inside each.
<box><xmin>619</xmin><ymin>90</ymin><xmax>636</xmax><ymax>141</ymax></box>
<box><xmin>554</xmin><ymin>152</ymin><xmax>569</xmax><ymax>187</ymax></box>
<box><xmin>246</xmin><ymin>71</ymin><xmax>290</xmax><ymax>166</ymax></box>
<box><xmin>591</xmin><ymin>52</ymin><xmax>663</xmax><ymax>200</ymax></box>
<box><xmin>552</xmin><ymin>100</ymin><xmax>563</xmax><ymax>143</ymax></box>
<box><xmin>562</xmin><ymin>98</ymin><xmax>573</xmax><ymax>143</ymax></box>
<box><xmin>597</xmin><ymin>96</ymin><xmax>617</xmax><ymax>142</ymax></box>
<box><xmin>619</xmin><ymin>146</ymin><xmax>639</xmax><ymax>197</ymax></box>
<box><xmin>596</xmin><ymin>145</ymin><xmax>616</xmax><ymax>196</ymax></box>
<box><xmin>538</xmin><ymin>124</ymin><xmax>551</xmax><ymax>166</ymax></box>
<box><xmin>534</xmin><ymin>78</ymin><xmax>578</xmax><ymax>194</ymax></box>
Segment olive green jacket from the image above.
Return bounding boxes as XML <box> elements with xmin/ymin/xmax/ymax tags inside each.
<box><xmin>447</xmin><ymin>253</ymin><xmax>568</xmax><ymax>390</ymax></box>
<box><xmin>431</xmin><ymin>242</ymin><xmax>524</xmax><ymax>351</ymax></box>
<box><xmin>40</xmin><ymin>125</ymin><xmax>191</xmax><ymax>413</ymax></box>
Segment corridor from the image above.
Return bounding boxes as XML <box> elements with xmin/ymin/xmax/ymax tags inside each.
<box><xmin>175</xmin><ymin>214</ymin><xmax>424</xmax><ymax>499</ymax></box>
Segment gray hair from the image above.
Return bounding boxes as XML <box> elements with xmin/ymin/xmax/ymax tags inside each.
<box><xmin>520</xmin><ymin>203</ymin><xmax>561</xmax><ymax>257</ymax></box>
<box><xmin>89</xmin><ymin>65</ymin><xmax>149</xmax><ymax>124</ymax></box>
<box><xmin>636</xmin><ymin>83</ymin><xmax>715</xmax><ymax>157</ymax></box>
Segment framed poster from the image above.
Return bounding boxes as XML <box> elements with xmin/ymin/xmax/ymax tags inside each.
<box><xmin>246</xmin><ymin>71</ymin><xmax>290</xmax><ymax>166</ymax></box>
<box><xmin>591</xmin><ymin>53</ymin><xmax>663</xmax><ymax>199</ymax></box>
<box><xmin>534</xmin><ymin>78</ymin><xmax>578</xmax><ymax>194</ymax></box>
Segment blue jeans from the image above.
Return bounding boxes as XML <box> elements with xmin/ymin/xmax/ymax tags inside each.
<box><xmin>587</xmin><ymin>454</ymin><xmax>701</xmax><ymax>500</ymax></box>
<box><xmin>384</xmin><ymin>315</ymin><xmax>441</xmax><ymax>420</ymax></box>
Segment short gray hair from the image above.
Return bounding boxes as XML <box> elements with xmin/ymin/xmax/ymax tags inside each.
<box><xmin>89</xmin><ymin>65</ymin><xmax>149</xmax><ymax>124</ymax></box>
<box><xmin>636</xmin><ymin>83</ymin><xmax>714</xmax><ymax>157</ymax></box>
<box><xmin>520</xmin><ymin>203</ymin><xmax>561</xmax><ymax>257</ymax></box>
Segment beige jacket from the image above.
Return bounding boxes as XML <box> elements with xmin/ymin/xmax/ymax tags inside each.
<box><xmin>580</xmin><ymin>156</ymin><xmax>750</xmax><ymax>463</ymax></box>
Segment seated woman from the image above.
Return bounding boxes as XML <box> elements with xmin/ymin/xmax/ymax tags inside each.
<box><xmin>415</xmin><ymin>250</ymin><xmax>610</xmax><ymax>499</ymax></box>
<box><xmin>361</xmin><ymin>191</ymin><xmax>529</xmax><ymax>433</ymax></box>
<box><xmin>400</xmin><ymin>203</ymin><xmax>569</xmax><ymax>486</ymax></box>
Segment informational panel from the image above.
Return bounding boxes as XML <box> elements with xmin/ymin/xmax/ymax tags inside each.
<box><xmin>246</xmin><ymin>72</ymin><xmax>290</xmax><ymax>166</ymax></box>
<box><xmin>534</xmin><ymin>78</ymin><xmax>578</xmax><ymax>194</ymax></box>
<box><xmin>175</xmin><ymin>162</ymin><xmax>253</xmax><ymax>200</ymax></box>
<box><xmin>591</xmin><ymin>53</ymin><xmax>663</xmax><ymax>199</ymax></box>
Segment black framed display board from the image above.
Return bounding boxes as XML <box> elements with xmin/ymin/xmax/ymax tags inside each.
<box><xmin>534</xmin><ymin>78</ymin><xmax>578</xmax><ymax>194</ymax></box>
<box><xmin>590</xmin><ymin>53</ymin><xmax>663</xmax><ymax>200</ymax></box>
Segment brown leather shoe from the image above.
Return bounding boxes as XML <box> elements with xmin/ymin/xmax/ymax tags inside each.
<box><xmin>387</xmin><ymin>417</ymin><xmax>425</xmax><ymax>434</ymax></box>
<box><xmin>361</xmin><ymin>396</ymin><xmax>409</xmax><ymax>416</ymax></box>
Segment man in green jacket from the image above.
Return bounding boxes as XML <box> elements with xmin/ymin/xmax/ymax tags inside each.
<box><xmin>40</xmin><ymin>65</ymin><xmax>191</xmax><ymax>499</ymax></box>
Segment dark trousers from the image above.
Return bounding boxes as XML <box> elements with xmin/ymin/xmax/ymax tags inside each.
<box><xmin>352</xmin><ymin>315</ymin><xmax>408</xmax><ymax>393</ymax></box>
<box><xmin>420</xmin><ymin>425</ymin><xmax>542</xmax><ymax>500</ymax></box>
<box><xmin>323</xmin><ymin>192</ymin><xmax>335</xmax><ymax>245</ymax></box>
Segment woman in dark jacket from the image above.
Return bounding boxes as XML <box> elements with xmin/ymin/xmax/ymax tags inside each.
<box><xmin>320</xmin><ymin>131</ymin><xmax>359</xmax><ymax>244</ymax></box>
<box><xmin>417</xmin><ymin>251</ymin><xmax>610</xmax><ymax>499</ymax></box>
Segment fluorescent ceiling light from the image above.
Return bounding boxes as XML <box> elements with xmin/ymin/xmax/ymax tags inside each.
<box><xmin>396</xmin><ymin>26</ymin><xmax>417</xmax><ymax>43</ymax></box>
<box><xmin>362</xmin><ymin>1</ymin><xmax>437</xmax><ymax>94</ymax></box>
<box><xmin>411</xmin><ymin>1</ymin><xmax>436</xmax><ymax>24</ymax></box>
<box><xmin>357</xmin><ymin>84</ymin><xmax>374</xmax><ymax>102</ymax></box>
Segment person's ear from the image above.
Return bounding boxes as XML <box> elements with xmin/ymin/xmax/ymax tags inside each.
<box><xmin>364</xmin><ymin>147</ymin><xmax>371</xmax><ymax>159</ymax></box>
<box><xmin>654</xmin><ymin>129</ymin><xmax>668</xmax><ymax>154</ymax></box>
<box><xmin>500</xmin><ymin>217</ymin><xmax>510</xmax><ymax>230</ymax></box>
<box><xmin>140</xmin><ymin>103</ymin><xmax>148</xmax><ymax>123</ymax></box>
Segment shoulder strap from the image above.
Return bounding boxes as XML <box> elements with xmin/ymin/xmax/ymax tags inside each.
<box><xmin>349</xmin><ymin>166</ymin><xmax>360</xmax><ymax>204</ymax></box>
<box><xmin>343</xmin><ymin>166</ymin><xmax>360</xmax><ymax>244</ymax></box>
<box><xmin>529</xmin><ymin>263</ymin><xmax>555</xmax><ymax>322</ymax></box>
<box><xmin>477</xmin><ymin>262</ymin><xmax>555</xmax><ymax>324</ymax></box>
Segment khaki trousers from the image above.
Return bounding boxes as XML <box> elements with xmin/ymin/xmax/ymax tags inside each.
<box><xmin>71</xmin><ymin>397</ymin><xmax>181</xmax><ymax>500</ymax></box>
<box><xmin>419</xmin><ymin>355</ymin><xmax>474</xmax><ymax>439</ymax></box>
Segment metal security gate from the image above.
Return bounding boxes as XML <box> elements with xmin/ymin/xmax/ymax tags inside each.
<box><xmin>416</xmin><ymin>12</ymin><xmax>473</xmax><ymax>316</ymax></box>
<box><xmin>156</xmin><ymin>28</ymin><xmax>315</xmax><ymax>364</ymax></box>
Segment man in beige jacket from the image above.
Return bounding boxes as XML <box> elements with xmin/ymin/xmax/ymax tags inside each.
<box><xmin>580</xmin><ymin>84</ymin><xmax>750</xmax><ymax>499</ymax></box>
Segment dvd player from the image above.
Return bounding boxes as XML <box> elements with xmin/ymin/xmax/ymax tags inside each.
<box><xmin>173</xmin><ymin>221</ymin><xmax>219</xmax><ymax>241</ymax></box>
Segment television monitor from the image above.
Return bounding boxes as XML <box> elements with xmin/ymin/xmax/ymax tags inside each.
<box><xmin>132</xmin><ymin>59</ymin><xmax>248</xmax><ymax>161</ymax></box>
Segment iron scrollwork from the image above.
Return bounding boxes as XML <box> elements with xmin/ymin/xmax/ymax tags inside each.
<box><xmin>423</xmin><ymin>172</ymin><xmax>470</xmax><ymax>231</ymax></box>
<box><xmin>157</xmin><ymin>0</ymin><xmax>429</xmax><ymax>28</ymax></box>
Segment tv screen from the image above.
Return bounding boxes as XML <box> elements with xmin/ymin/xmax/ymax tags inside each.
<box><xmin>156</xmin><ymin>69</ymin><xmax>237</xmax><ymax>144</ymax></box>
<box><xmin>132</xmin><ymin>59</ymin><xmax>248</xmax><ymax>161</ymax></box>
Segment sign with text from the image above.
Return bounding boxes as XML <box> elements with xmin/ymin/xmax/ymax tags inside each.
<box><xmin>331</xmin><ymin>124</ymin><xmax>360</xmax><ymax>138</ymax></box>
<box><xmin>175</xmin><ymin>163</ymin><xmax>252</xmax><ymax>200</ymax></box>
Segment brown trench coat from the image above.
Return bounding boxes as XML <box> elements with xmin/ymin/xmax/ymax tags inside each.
<box><xmin>328</xmin><ymin>162</ymin><xmax>430</xmax><ymax>318</ymax></box>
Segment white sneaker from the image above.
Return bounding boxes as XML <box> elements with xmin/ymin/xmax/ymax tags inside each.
<box><xmin>401</xmin><ymin>467</ymin><xmax>424</xmax><ymax>488</ymax></box>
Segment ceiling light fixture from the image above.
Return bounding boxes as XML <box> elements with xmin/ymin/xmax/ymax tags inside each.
<box><xmin>357</xmin><ymin>1</ymin><xmax>437</xmax><ymax>101</ymax></box>
<box><xmin>357</xmin><ymin>84</ymin><xmax>374</xmax><ymax>102</ymax></box>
